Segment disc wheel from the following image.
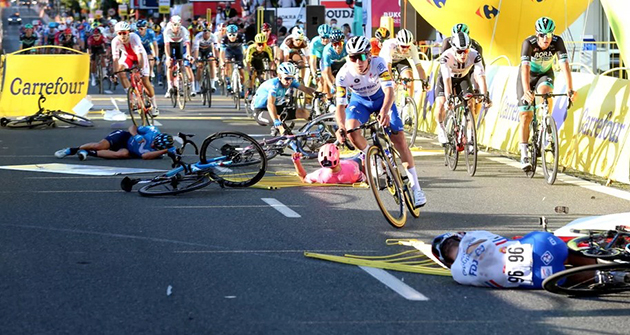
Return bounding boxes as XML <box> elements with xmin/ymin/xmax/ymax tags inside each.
<box><xmin>138</xmin><ymin>174</ymin><xmax>213</xmax><ymax>196</ymax></box>
<box><xmin>364</xmin><ymin>145</ymin><xmax>407</xmax><ymax>228</ymax></box>
<box><xmin>200</xmin><ymin>131</ymin><xmax>267</xmax><ymax>187</ymax></box>
<box><xmin>542</xmin><ymin>263</ymin><xmax>630</xmax><ymax>296</ymax></box>
<box><xmin>541</xmin><ymin>116</ymin><xmax>559</xmax><ymax>185</ymax></box>
<box><xmin>444</xmin><ymin>112</ymin><xmax>459</xmax><ymax>171</ymax></box>
<box><xmin>402</xmin><ymin>96</ymin><xmax>418</xmax><ymax>148</ymax></box>
<box><xmin>52</xmin><ymin>111</ymin><xmax>94</xmax><ymax>127</ymax></box>
<box><xmin>463</xmin><ymin>111</ymin><xmax>478</xmax><ymax>176</ymax></box>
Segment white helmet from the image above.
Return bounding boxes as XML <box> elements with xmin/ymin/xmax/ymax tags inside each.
<box><xmin>396</xmin><ymin>29</ymin><xmax>414</xmax><ymax>46</ymax></box>
<box><xmin>451</xmin><ymin>32</ymin><xmax>471</xmax><ymax>50</ymax></box>
<box><xmin>277</xmin><ymin>62</ymin><xmax>298</xmax><ymax>77</ymax></box>
<box><xmin>114</xmin><ymin>21</ymin><xmax>131</xmax><ymax>33</ymax></box>
<box><xmin>345</xmin><ymin>36</ymin><xmax>371</xmax><ymax>55</ymax></box>
<box><xmin>291</xmin><ymin>27</ymin><xmax>305</xmax><ymax>40</ymax></box>
<box><xmin>109</xmin><ymin>19</ymin><xmax>118</xmax><ymax>26</ymax></box>
<box><xmin>170</xmin><ymin>15</ymin><xmax>182</xmax><ymax>25</ymax></box>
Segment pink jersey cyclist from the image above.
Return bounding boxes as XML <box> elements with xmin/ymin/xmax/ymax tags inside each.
<box><xmin>111</xmin><ymin>31</ymin><xmax>150</xmax><ymax>76</ymax></box>
<box><xmin>303</xmin><ymin>160</ymin><xmax>365</xmax><ymax>184</ymax></box>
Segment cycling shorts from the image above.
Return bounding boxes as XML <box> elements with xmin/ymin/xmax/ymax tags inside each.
<box><xmin>345</xmin><ymin>89</ymin><xmax>404</xmax><ymax>132</ymax></box>
<box><xmin>392</xmin><ymin>59</ymin><xmax>413</xmax><ymax>74</ymax></box>
<box><xmin>199</xmin><ymin>48</ymin><xmax>214</xmax><ymax>59</ymax></box>
<box><xmin>119</xmin><ymin>51</ymin><xmax>150</xmax><ymax>77</ymax></box>
<box><xmin>90</xmin><ymin>45</ymin><xmax>105</xmax><ymax>61</ymax></box>
<box><xmin>225</xmin><ymin>48</ymin><xmax>244</xmax><ymax>64</ymax></box>
<box><xmin>517</xmin><ymin>68</ymin><xmax>555</xmax><ymax>112</ymax></box>
<box><xmin>105</xmin><ymin>130</ymin><xmax>132</xmax><ymax>151</ymax></box>
<box><xmin>517</xmin><ymin>231</ymin><xmax>567</xmax><ymax>289</ymax></box>
<box><xmin>254</xmin><ymin>105</ymin><xmax>295</xmax><ymax>126</ymax></box>
<box><xmin>250</xmin><ymin>57</ymin><xmax>268</xmax><ymax>73</ymax></box>
<box><xmin>435</xmin><ymin>72</ymin><xmax>473</xmax><ymax>98</ymax></box>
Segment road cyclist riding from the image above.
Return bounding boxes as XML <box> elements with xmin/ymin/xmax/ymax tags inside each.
<box><xmin>192</xmin><ymin>21</ymin><xmax>220</xmax><ymax>107</ymax></box>
<box><xmin>219</xmin><ymin>24</ymin><xmax>247</xmax><ymax>105</ymax></box>
<box><xmin>164</xmin><ymin>15</ymin><xmax>195</xmax><ymax>104</ymax></box>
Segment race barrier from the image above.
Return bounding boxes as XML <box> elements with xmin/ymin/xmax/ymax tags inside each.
<box><xmin>417</xmin><ymin>60</ymin><xmax>630</xmax><ymax>185</ymax></box>
<box><xmin>0</xmin><ymin>46</ymin><xmax>90</xmax><ymax>117</ymax></box>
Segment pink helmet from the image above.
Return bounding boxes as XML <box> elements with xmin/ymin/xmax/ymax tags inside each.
<box><xmin>318</xmin><ymin>143</ymin><xmax>340</xmax><ymax>168</ymax></box>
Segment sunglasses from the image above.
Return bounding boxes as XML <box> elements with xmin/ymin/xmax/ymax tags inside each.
<box><xmin>400</xmin><ymin>45</ymin><xmax>411</xmax><ymax>50</ymax></box>
<box><xmin>262</xmin><ymin>29</ymin><xmax>270</xmax><ymax>32</ymax></box>
<box><xmin>332</xmin><ymin>41</ymin><xmax>342</xmax><ymax>47</ymax></box>
<box><xmin>349</xmin><ymin>53</ymin><xmax>369</xmax><ymax>62</ymax></box>
<box><xmin>282</xmin><ymin>76</ymin><xmax>294</xmax><ymax>82</ymax></box>
<box><xmin>456</xmin><ymin>48</ymin><xmax>469</xmax><ymax>55</ymax></box>
<box><xmin>256</xmin><ymin>43</ymin><xmax>264</xmax><ymax>47</ymax></box>
<box><xmin>172</xmin><ymin>23</ymin><xmax>181</xmax><ymax>28</ymax></box>
<box><xmin>537</xmin><ymin>32</ymin><xmax>552</xmax><ymax>39</ymax></box>
<box><xmin>118</xmin><ymin>31</ymin><xmax>129</xmax><ymax>36</ymax></box>
<box><xmin>138</xmin><ymin>27</ymin><xmax>146</xmax><ymax>30</ymax></box>
<box><xmin>228</xmin><ymin>33</ymin><xmax>237</xmax><ymax>38</ymax></box>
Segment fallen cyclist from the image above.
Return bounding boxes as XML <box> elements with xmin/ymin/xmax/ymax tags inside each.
<box><xmin>292</xmin><ymin>143</ymin><xmax>365</xmax><ymax>184</ymax></box>
<box><xmin>54</xmin><ymin>125</ymin><xmax>175</xmax><ymax>160</ymax></box>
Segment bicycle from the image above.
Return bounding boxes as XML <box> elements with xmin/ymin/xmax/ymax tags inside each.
<box><xmin>393</xmin><ymin>75</ymin><xmax>425</xmax><ymax>149</ymax></box>
<box><xmin>121</xmin><ymin>132</ymin><xmax>267</xmax><ymax>196</ymax></box>
<box><xmin>93</xmin><ymin>52</ymin><xmax>105</xmax><ymax>94</ymax></box>
<box><xmin>257</xmin><ymin>118</ymin><xmax>334</xmax><ymax>161</ymax></box>
<box><xmin>225</xmin><ymin>59</ymin><xmax>244</xmax><ymax>111</ymax></box>
<box><xmin>344</xmin><ymin>119</ymin><xmax>420</xmax><ymax>228</ymax></box>
<box><xmin>114</xmin><ymin>67</ymin><xmax>154</xmax><ymax>127</ymax></box>
<box><xmin>169</xmin><ymin>59</ymin><xmax>190</xmax><ymax>110</ymax></box>
<box><xmin>523</xmin><ymin>93</ymin><xmax>572</xmax><ymax>185</ymax></box>
<box><xmin>542</xmin><ymin>225</ymin><xmax>630</xmax><ymax>296</ymax></box>
<box><xmin>443</xmin><ymin>92</ymin><xmax>484</xmax><ymax>177</ymax></box>
<box><xmin>0</xmin><ymin>95</ymin><xmax>94</xmax><ymax>129</ymax></box>
<box><xmin>199</xmin><ymin>57</ymin><xmax>217</xmax><ymax>108</ymax></box>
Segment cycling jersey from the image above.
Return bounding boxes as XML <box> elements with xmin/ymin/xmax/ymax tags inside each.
<box><xmin>111</xmin><ymin>33</ymin><xmax>150</xmax><ymax>76</ymax></box>
<box><xmin>56</xmin><ymin>33</ymin><xmax>76</xmax><ymax>48</ymax></box>
<box><xmin>439</xmin><ymin>48</ymin><xmax>484</xmax><ymax>79</ymax></box>
<box><xmin>369</xmin><ymin>38</ymin><xmax>382</xmax><ymax>57</ymax></box>
<box><xmin>245</xmin><ymin>44</ymin><xmax>273</xmax><ymax>64</ymax></box>
<box><xmin>135</xmin><ymin>28</ymin><xmax>156</xmax><ymax>54</ymax></box>
<box><xmin>440</xmin><ymin>37</ymin><xmax>485</xmax><ymax>66</ymax></box>
<box><xmin>280</xmin><ymin>36</ymin><xmax>308</xmax><ymax>55</ymax></box>
<box><xmin>521</xmin><ymin>35</ymin><xmax>568</xmax><ymax>74</ymax></box>
<box><xmin>304</xmin><ymin>160</ymin><xmax>365</xmax><ymax>184</ymax></box>
<box><xmin>20</xmin><ymin>33</ymin><xmax>39</xmax><ymax>49</ymax></box>
<box><xmin>321</xmin><ymin>43</ymin><xmax>347</xmax><ymax>69</ymax></box>
<box><xmin>87</xmin><ymin>34</ymin><xmax>106</xmax><ymax>47</ymax></box>
<box><xmin>450</xmin><ymin>231</ymin><xmax>568</xmax><ymax>289</ymax></box>
<box><xmin>43</xmin><ymin>29</ymin><xmax>57</xmax><ymax>45</ymax></box>
<box><xmin>164</xmin><ymin>24</ymin><xmax>191</xmax><ymax>44</ymax></box>
<box><xmin>220</xmin><ymin>34</ymin><xmax>246</xmax><ymax>51</ymax></box>
<box><xmin>379</xmin><ymin>39</ymin><xmax>421</xmax><ymax>65</ymax></box>
<box><xmin>102</xmin><ymin>27</ymin><xmax>116</xmax><ymax>43</ymax></box>
<box><xmin>309</xmin><ymin>36</ymin><xmax>327</xmax><ymax>59</ymax></box>
<box><xmin>251</xmin><ymin>77</ymin><xmax>300</xmax><ymax>109</ymax></box>
<box><xmin>193</xmin><ymin>32</ymin><xmax>217</xmax><ymax>54</ymax></box>
<box><xmin>127</xmin><ymin>126</ymin><xmax>162</xmax><ymax>157</ymax></box>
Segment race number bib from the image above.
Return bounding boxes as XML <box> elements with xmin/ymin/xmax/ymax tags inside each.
<box><xmin>504</xmin><ymin>243</ymin><xmax>533</xmax><ymax>286</ymax></box>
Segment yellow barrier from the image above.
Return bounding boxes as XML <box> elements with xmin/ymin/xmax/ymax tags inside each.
<box><xmin>417</xmin><ymin>61</ymin><xmax>630</xmax><ymax>185</ymax></box>
<box><xmin>0</xmin><ymin>46</ymin><xmax>90</xmax><ymax>117</ymax></box>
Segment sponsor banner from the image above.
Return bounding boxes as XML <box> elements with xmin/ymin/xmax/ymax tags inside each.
<box><xmin>476</xmin><ymin>65</ymin><xmax>513</xmax><ymax>147</ymax></box>
<box><xmin>159</xmin><ymin>0</ymin><xmax>170</xmax><ymax>14</ymax></box>
<box><xmin>417</xmin><ymin>60</ymin><xmax>441</xmax><ymax>133</ymax></box>
<box><xmin>371</xmin><ymin>1</ymin><xmax>401</xmax><ymax>29</ymax></box>
<box><xmin>276</xmin><ymin>7</ymin><xmax>306</xmax><ymax>31</ymax></box>
<box><xmin>322</xmin><ymin>0</ymin><xmax>354</xmax><ymax>30</ymax></box>
<box><xmin>0</xmin><ymin>53</ymin><xmax>89</xmax><ymax>117</ymax></box>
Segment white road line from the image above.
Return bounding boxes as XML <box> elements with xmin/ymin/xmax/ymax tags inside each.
<box><xmin>486</xmin><ymin>157</ymin><xmax>630</xmax><ymax>201</ymax></box>
<box><xmin>359</xmin><ymin>266</ymin><xmax>429</xmax><ymax>301</ymax></box>
<box><xmin>261</xmin><ymin>198</ymin><xmax>301</xmax><ymax>218</ymax></box>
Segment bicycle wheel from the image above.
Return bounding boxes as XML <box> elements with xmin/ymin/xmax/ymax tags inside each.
<box><xmin>140</xmin><ymin>92</ymin><xmax>154</xmax><ymax>126</ymax></box>
<box><xmin>542</xmin><ymin>263</ymin><xmax>630</xmax><ymax>296</ymax></box>
<box><xmin>393</xmin><ymin>148</ymin><xmax>421</xmax><ymax>219</ymax></box>
<box><xmin>402</xmin><ymin>96</ymin><xmax>418</xmax><ymax>148</ymax></box>
<box><xmin>541</xmin><ymin>116</ymin><xmax>559</xmax><ymax>185</ymax></box>
<box><xmin>170</xmin><ymin>86</ymin><xmax>177</xmax><ymax>108</ymax></box>
<box><xmin>138</xmin><ymin>174</ymin><xmax>213</xmax><ymax>196</ymax></box>
<box><xmin>97</xmin><ymin>59</ymin><xmax>104</xmax><ymax>94</ymax></box>
<box><xmin>364</xmin><ymin>145</ymin><xmax>407</xmax><ymax>228</ymax></box>
<box><xmin>201</xmin><ymin>71</ymin><xmax>208</xmax><ymax>106</ymax></box>
<box><xmin>567</xmin><ymin>234</ymin><xmax>629</xmax><ymax>260</ymax></box>
<box><xmin>444</xmin><ymin>111</ymin><xmax>459</xmax><ymax>171</ymax></box>
<box><xmin>1</xmin><ymin>116</ymin><xmax>55</xmax><ymax>129</ymax></box>
<box><xmin>127</xmin><ymin>88</ymin><xmax>140</xmax><ymax>127</ymax></box>
<box><xmin>526</xmin><ymin>119</ymin><xmax>538</xmax><ymax>178</ymax></box>
<box><xmin>297</xmin><ymin>113</ymin><xmax>337</xmax><ymax>154</ymax></box>
<box><xmin>232</xmin><ymin>70</ymin><xmax>241</xmax><ymax>111</ymax></box>
<box><xmin>205</xmin><ymin>67</ymin><xmax>213</xmax><ymax>108</ymax></box>
<box><xmin>199</xmin><ymin>131</ymin><xmax>267</xmax><ymax>187</ymax></box>
<box><xmin>177</xmin><ymin>72</ymin><xmax>187</xmax><ymax>110</ymax></box>
<box><xmin>463</xmin><ymin>111</ymin><xmax>478</xmax><ymax>177</ymax></box>
<box><xmin>52</xmin><ymin>111</ymin><xmax>94</xmax><ymax>127</ymax></box>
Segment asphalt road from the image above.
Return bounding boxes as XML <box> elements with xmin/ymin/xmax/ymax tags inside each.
<box><xmin>2</xmin><ymin>7</ymin><xmax>630</xmax><ymax>335</ymax></box>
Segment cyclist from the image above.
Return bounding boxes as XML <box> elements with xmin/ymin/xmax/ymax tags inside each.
<box><xmin>55</xmin><ymin>28</ymin><xmax>78</xmax><ymax>52</ymax></box>
<box><xmin>54</xmin><ymin>125</ymin><xmax>175</xmax><ymax>161</ymax></box>
<box><xmin>111</xmin><ymin>21</ymin><xmax>160</xmax><ymax>116</ymax></box>
<box><xmin>193</xmin><ymin>21</ymin><xmax>219</xmax><ymax>94</ymax></box>
<box><xmin>517</xmin><ymin>16</ymin><xmax>576</xmax><ymax>171</ymax></box>
<box><xmin>321</xmin><ymin>30</ymin><xmax>347</xmax><ymax>100</ymax></box>
<box><xmin>251</xmin><ymin>62</ymin><xmax>318</xmax><ymax>134</ymax></box>
<box><xmin>164</xmin><ymin>15</ymin><xmax>195</xmax><ymax>98</ymax></box>
<box><xmin>334</xmin><ymin>36</ymin><xmax>426</xmax><ymax>208</ymax></box>
<box><xmin>87</xmin><ymin>27</ymin><xmax>107</xmax><ymax>87</ymax></box>
<box><xmin>379</xmin><ymin>29</ymin><xmax>428</xmax><ymax>97</ymax></box>
<box><xmin>244</xmin><ymin>33</ymin><xmax>274</xmax><ymax>98</ymax></box>
<box><xmin>434</xmin><ymin>32</ymin><xmax>491</xmax><ymax>145</ymax></box>
<box><xmin>308</xmin><ymin>24</ymin><xmax>332</xmax><ymax>92</ymax></box>
<box><xmin>261</xmin><ymin>22</ymin><xmax>278</xmax><ymax>48</ymax></box>
<box><xmin>219</xmin><ymin>24</ymin><xmax>246</xmax><ymax>94</ymax></box>
<box><xmin>102</xmin><ymin>19</ymin><xmax>117</xmax><ymax>43</ymax></box>
<box><xmin>41</xmin><ymin>22</ymin><xmax>58</xmax><ymax>53</ymax></box>
<box><xmin>370</xmin><ymin>27</ymin><xmax>390</xmax><ymax>57</ymax></box>
<box><xmin>20</xmin><ymin>23</ymin><xmax>39</xmax><ymax>52</ymax></box>
<box><xmin>154</xmin><ymin>23</ymin><xmax>165</xmax><ymax>86</ymax></box>
<box><xmin>278</xmin><ymin>27</ymin><xmax>309</xmax><ymax>80</ymax></box>
<box><xmin>135</xmin><ymin>20</ymin><xmax>159</xmax><ymax>81</ymax></box>
<box><xmin>440</xmin><ymin>23</ymin><xmax>485</xmax><ymax>67</ymax></box>
<box><xmin>431</xmin><ymin>230</ymin><xmax>597</xmax><ymax>289</ymax></box>
<box><xmin>292</xmin><ymin>144</ymin><xmax>365</xmax><ymax>184</ymax></box>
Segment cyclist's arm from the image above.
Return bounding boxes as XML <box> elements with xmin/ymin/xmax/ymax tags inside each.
<box><xmin>378</xmin><ymin>70</ymin><xmax>395</xmax><ymax>116</ymax></box>
<box><xmin>472</xmin><ymin>53</ymin><xmax>487</xmax><ymax>95</ymax></box>
<box><xmin>556</xmin><ymin>37</ymin><xmax>575</xmax><ymax>97</ymax></box>
<box><xmin>141</xmin><ymin>149</ymin><xmax>168</xmax><ymax>160</ymax></box>
<box><xmin>245</xmin><ymin>46</ymin><xmax>253</xmax><ymax>64</ymax></box>
<box><xmin>410</xmin><ymin>45</ymin><xmax>427</xmax><ymax>80</ymax></box>
<box><xmin>439</xmin><ymin>58</ymin><xmax>454</xmax><ymax>99</ymax></box>
<box><xmin>165</xmin><ymin>41</ymin><xmax>172</xmax><ymax>60</ymax></box>
<box><xmin>266</xmin><ymin>94</ymin><xmax>280</xmax><ymax>123</ymax></box>
<box><xmin>128</xmin><ymin>124</ymin><xmax>139</xmax><ymax>135</ymax></box>
<box><xmin>292</xmin><ymin>153</ymin><xmax>308</xmax><ymax>181</ymax></box>
<box><xmin>297</xmin><ymin>83</ymin><xmax>316</xmax><ymax>96</ymax></box>
<box><xmin>520</xmin><ymin>38</ymin><xmax>533</xmax><ymax>98</ymax></box>
<box><xmin>309</xmin><ymin>55</ymin><xmax>318</xmax><ymax>77</ymax></box>
<box><xmin>440</xmin><ymin>37</ymin><xmax>451</xmax><ymax>55</ymax></box>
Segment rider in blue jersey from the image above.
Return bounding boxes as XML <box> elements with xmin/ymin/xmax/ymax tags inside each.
<box><xmin>321</xmin><ymin>30</ymin><xmax>347</xmax><ymax>99</ymax></box>
<box><xmin>309</xmin><ymin>24</ymin><xmax>332</xmax><ymax>94</ymax></box>
<box><xmin>54</xmin><ymin>125</ymin><xmax>174</xmax><ymax>160</ymax></box>
<box><xmin>135</xmin><ymin>20</ymin><xmax>158</xmax><ymax>80</ymax></box>
<box><xmin>252</xmin><ymin>62</ymin><xmax>318</xmax><ymax>133</ymax></box>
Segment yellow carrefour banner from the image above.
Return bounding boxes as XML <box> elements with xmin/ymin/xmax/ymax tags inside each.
<box><xmin>0</xmin><ymin>51</ymin><xmax>89</xmax><ymax>117</ymax></box>
<box><xmin>408</xmin><ymin>0</ymin><xmax>592</xmax><ymax>65</ymax></box>
<box><xmin>601</xmin><ymin>0</ymin><xmax>630</xmax><ymax>70</ymax></box>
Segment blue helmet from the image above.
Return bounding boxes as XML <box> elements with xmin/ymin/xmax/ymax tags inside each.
<box><xmin>226</xmin><ymin>24</ymin><xmax>238</xmax><ymax>34</ymax></box>
<box><xmin>153</xmin><ymin>133</ymin><xmax>174</xmax><ymax>150</ymax></box>
<box><xmin>48</xmin><ymin>22</ymin><xmax>57</xmax><ymax>28</ymax></box>
<box><xmin>136</xmin><ymin>19</ymin><xmax>147</xmax><ymax>28</ymax></box>
<box><xmin>330</xmin><ymin>29</ymin><xmax>344</xmax><ymax>43</ymax></box>
<box><xmin>317</xmin><ymin>24</ymin><xmax>332</xmax><ymax>38</ymax></box>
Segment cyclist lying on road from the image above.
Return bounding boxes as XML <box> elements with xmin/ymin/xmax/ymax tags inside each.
<box><xmin>292</xmin><ymin>143</ymin><xmax>365</xmax><ymax>184</ymax></box>
<box><xmin>431</xmin><ymin>230</ymin><xmax>598</xmax><ymax>289</ymax></box>
<box><xmin>54</xmin><ymin>125</ymin><xmax>175</xmax><ymax>161</ymax></box>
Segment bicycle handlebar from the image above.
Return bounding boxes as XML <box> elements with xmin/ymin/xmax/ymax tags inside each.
<box><xmin>113</xmin><ymin>66</ymin><xmax>139</xmax><ymax>75</ymax></box>
<box><xmin>531</xmin><ymin>92</ymin><xmax>574</xmax><ymax>109</ymax></box>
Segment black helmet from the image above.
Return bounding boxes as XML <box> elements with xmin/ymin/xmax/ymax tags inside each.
<box><xmin>153</xmin><ymin>133</ymin><xmax>174</xmax><ymax>150</ymax></box>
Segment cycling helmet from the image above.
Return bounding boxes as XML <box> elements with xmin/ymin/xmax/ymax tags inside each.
<box><xmin>345</xmin><ymin>36</ymin><xmax>370</xmax><ymax>55</ymax></box>
<box><xmin>277</xmin><ymin>62</ymin><xmax>298</xmax><ymax>77</ymax></box>
<box><xmin>130</xmin><ymin>22</ymin><xmax>137</xmax><ymax>31</ymax></box>
<box><xmin>226</xmin><ymin>24</ymin><xmax>238</xmax><ymax>34</ymax></box>
<box><xmin>114</xmin><ymin>21</ymin><xmax>131</xmax><ymax>32</ymax></box>
<box><xmin>318</xmin><ymin>143</ymin><xmax>340</xmax><ymax>168</ymax></box>
<box><xmin>374</xmin><ymin>27</ymin><xmax>390</xmax><ymax>42</ymax></box>
<box><xmin>48</xmin><ymin>22</ymin><xmax>56</xmax><ymax>28</ymax></box>
<box><xmin>431</xmin><ymin>232</ymin><xmax>463</xmax><ymax>265</ymax></box>
<box><xmin>451</xmin><ymin>32</ymin><xmax>471</xmax><ymax>50</ymax></box>
<box><xmin>261</xmin><ymin>22</ymin><xmax>271</xmax><ymax>31</ymax></box>
<box><xmin>93</xmin><ymin>27</ymin><xmax>102</xmax><ymax>35</ymax></box>
<box><xmin>170</xmin><ymin>15</ymin><xmax>182</xmax><ymax>25</ymax></box>
<box><xmin>109</xmin><ymin>19</ymin><xmax>118</xmax><ymax>26</ymax></box>
<box><xmin>396</xmin><ymin>29</ymin><xmax>414</xmax><ymax>46</ymax></box>
<box><xmin>91</xmin><ymin>21</ymin><xmax>101</xmax><ymax>29</ymax></box>
<box><xmin>58</xmin><ymin>24</ymin><xmax>66</xmax><ymax>31</ymax></box>
<box><xmin>317</xmin><ymin>24</ymin><xmax>332</xmax><ymax>38</ymax></box>
<box><xmin>153</xmin><ymin>133</ymin><xmax>174</xmax><ymax>150</ymax></box>
<box><xmin>291</xmin><ymin>27</ymin><xmax>305</xmax><ymax>40</ymax></box>
<box><xmin>535</xmin><ymin>16</ymin><xmax>555</xmax><ymax>34</ymax></box>
<box><xmin>451</xmin><ymin>23</ymin><xmax>469</xmax><ymax>36</ymax></box>
<box><xmin>153</xmin><ymin>24</ymin><xmax>162</xmax><ymax>33</ymax></box>
<box><xmin>330</xmin><ymin>29</ymin><xmax>344</xmax><ymax>43</ymax></box>
<box><xmin>198</xmin><ymin>22</ymin><xmax>212</xmax><ymax>31</ymax></box>
<box><xmin>254</xmin><ymin>33</ymin><xmax>267</xmax><ymax>44</ymax></box>
<box><xmin>64</xmin><ymin>28</ymin><xmax>72</xmax><ymax>34</ymax></box>
<box><xmin>136</xmin><ymin>19</ymin><xmax>147</xmax><ymax>28</ymax></box>
<box><xmin>24</xmin><ymin>23</ymin><xmax>34</xmax><ymax>29</ymax></box>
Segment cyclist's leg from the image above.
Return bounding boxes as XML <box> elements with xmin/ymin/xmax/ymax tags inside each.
<box><xmin>345</xmin><ymin>99</ymin><xmax>372</xmax><ymax>151</ymax></box>
<box><xmin>517</xmin><ymin>68</ymin><xmax>535</xmax><ymax>163</ymax></box>
<box><xmin>117</xmin><ymin>55</ymin><xmax>133</xmax><ymax>89</ymax></box>
<box><xmin>536</xmin><ymin>71</ymin><xmax>555</xmax><ymax>113</ymax></box>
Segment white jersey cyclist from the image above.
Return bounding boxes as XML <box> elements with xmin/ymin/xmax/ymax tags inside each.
<box><xmin>439</xmin><ymin>48</ymin><xmax>484</xmax><ymax>79</ymax></box>
<box><xmin>164</xmin><ymin>22</ymin><xmax>190</xmax><ymax>44</ymax></box>
<box><xmin>379</xmin><ymin>38</ymin><xmax>422</xmax><ymax>66</ymax></box>
<box><xmin>193</xmin><ymin>31</ymin><xmax>217</xmax><ymax>55</ymax></box>
<box><xmin>450</xmin><ymin>231</ymin><xmax>567</xmax><ymax>289</ymax></box>
<box><xmin>111</xmin><ymin>32</ymin><xmax>150</xmax><ymax>76</ymax></box>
